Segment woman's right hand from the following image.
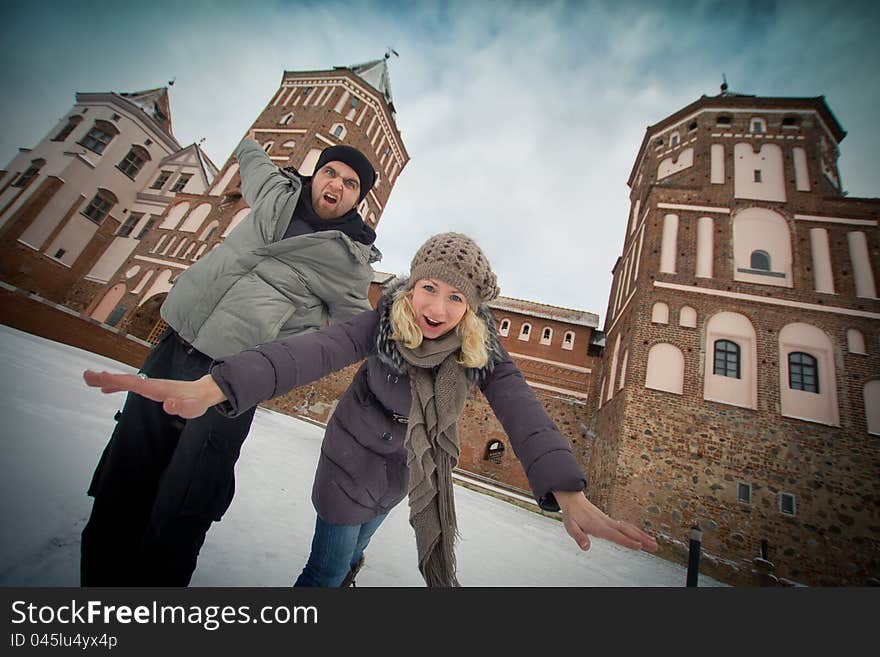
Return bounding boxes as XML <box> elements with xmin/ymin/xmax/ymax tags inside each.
<box><xmin>83</xmin><ymin>371</ymin><xmax>227</xmax><ymax>419</ymax></box>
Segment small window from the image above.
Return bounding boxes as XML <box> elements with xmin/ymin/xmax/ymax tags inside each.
<box><xmin>737</xmin><ymin>482</ymin><xmax>752</xmax><ymax>504</ymax></box>
<box><xmin>782</xmin><ymin>116</ymin><xmax>800</xmax><ymax>129</ymax></box>
<box><xmin>350</xmin><ymin>97</ymin><xmax>359</xmax><ymax>108</ymax></box>
<box><xmin>499</xmin><ymin>319</ymin><xmax>510</xmax><ymax>337</ymax></box>
<box><xmin>53</xmin><ymin>248</ymin><xmax>66</xmax><ymax>259</ymax></box>
<box><xmin>670</xmin><ymin>133</ymin><xmax>680</xmax><ymax>147</ymax></box>
<box><xmin>751</xmin><ymin>118</ymin><xmax>766</xmax><ymax>133</ymax></box>
<box><xmin>11</xmin><ymin>160</ymin><xmax>44</xmax><ymax>188</ymax></box>
<box><xmin>262</xmin><ymin>141</ymin><xmax>274</xmax><ymax>153</ymax></box>
<box><xmin>688</xmin><ymin>121</ymin><xmax>698</xmax><ymax>132</ymax></box>
<box><xmin>117</xmin><ymin>146</ymin><xmax>150</xmax><ymax>179</ymax></box>
<box><xmin>780</xmin><ymin>492</ymin><xmax>796</xmax><ymax>516</ymax></box>
<box><xmin>332</xmin><ymin>125</ymin><xmax>343</xmax><ymax>138</ymax></box>
<box><xmin>301</xmin><ymin>86</ymin><xmax>313</xmax><ymax>97</ymax></box>
<box><xmin>540</xmin><ymin>327</ymin><xmax>552</xmax><ymax>345</ymax></box>
<box><xmin>654</xmin><ymin>138</ymin><xmax>664</xmax><ymax>150</ymax></box>
<box><xmin>135</xmin><ymin>218</ymin><xmax>155</xmax><ymax>240</ymax></box>
<box><xmin>79</xmin><ymin>121</ymin><xmax>118</xmax><ymax>155</ymax></box>
<box><xmin>171</xmin><ymin>174</ymin><xmax>192</xmax><ymax>193</ymax></box>
<box><xmin>750</xmin><ymin>250</ymin><xmax>771</xmax><ymax>271</ymax></box>
<box><xmin>716</xmin><ymin>115</ymin><xmax>732</xmax><ymax>126</ymax></box>
<box><xmin>485</xmin><ymin>440</ymin><xmax>505</xmax><ymax>464</ymax></box>
<box><xmin>789</xmin><ymin>352</ymin><xmax>819</xmax><ymax>393</ymax></box>
<box><xmin>116</xmin><ymin>212</ymin><xmax>143</xmax><ymax>237</ymax></box>
<box><xmin>150</xmin><ymin>170</ymin><xmax>172</xmax><ymax>190</ymax></box>
<box><xmin>52</xmin><ymin>115</ymin><xmax>83</xmax><ymax>142</ymax></box>
<box><xmin>713</xmin><ymin>339</ymin><xmax>740</xmax><ymax>378</ymax></box>
<box><xmin>562</xmin><ymin>331</ymin><xmax>575</xmax><ymax>350</ymax></box>
<box><xmin>81</xmin><ymin>189</ymin><xmax>117</xmax><ymax>225</ymax></box>
<box><xmin>753</xmin><ymin>169</ymin><xmax>762</xmax><ymax>183</ymax></box>
<box><xmin>279</xmin><ymin>113</ymin><xmax>294</xmax><ymax>125</ymax></box>
<box><xmin>518</xmin><ymin>323</ymin><xmax>531</xmax><ymax>341</ymax></box>
<box><xmin>144</xmin><ymin>139</ymin><xmax>152</xmax><ymax>146</ymax></box>
<box><xmin>111</xmin><ymin>113</ymin><xmax>120</xmax><ymax>121</ymax></box>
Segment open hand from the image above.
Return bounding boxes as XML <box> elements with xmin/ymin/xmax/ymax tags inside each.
<box><xmin>83</xmin><ymin>371</ymin><xmax>226</xmax><ymax>419</ymax></box>
<box><xmin>554</xmin><ymin>490</ymin><xmax>659</xmax><ymax>553</ymax></box>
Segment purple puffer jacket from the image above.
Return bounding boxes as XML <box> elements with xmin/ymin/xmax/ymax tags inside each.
<box><xmin>210</xmin><ymin>278</ymin><xmax>586</xmax><ymax>524</ymax></box>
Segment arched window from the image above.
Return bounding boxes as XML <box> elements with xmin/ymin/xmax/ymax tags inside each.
<box><xmin>330</xmin><ymin>123</ymin><xmax>347</xmax><ymax>139</ymax></box>
<box><xmin>262</xmin><ymin>141</ymin><xmax>274</xmax><ymax>154</ymax></box>
<box><xmin>485</xmin><ymin>440</ymin><xmax>505</xmax><ymax>464</ymax></box>
<box><xmin>714</xmin><ymin>339</ymin><xmax>741</xmax><ymax>378</ymax></box>
<box><xmin>81</xmin><ymin>188</ymin><xmax>118</xmax><ymax>224</ymax></box>
<box><xmin>750</xmin><ymin>117</ymin><xmax>766</xmax><ymax>133</ymax></box>
<box><xmin>562</xmin><ymin>331</ymin><xmax>574</xmax><ymax>350</ymax></box>
<box><xmin>518</xmin><ymin>323</ymin><xmax>531</xmax><ymax>341</ymax></box>
<box><xmin>847</xmin><ymin>329</ymin><xmax>866</xmax><ymax>354</ymax></box>
<box><xmin>279</xmin><ymin>112</ymin><xmax>294</xmax><ymax>125</ymax></box>
<box><xmin>540</xmin><ymin>327</ymin><xmax>553</xmax><ymax>345</ymax></box>
<box><xmin>79</xmin><ymin>120</ymin><xmax>119</xmax><ymax>155</ymax></box>
<box><xmin>499</xmin><ymin>319</ymin><xmax>510</xmax><ymax>337</ymax></box>
<box><xmin>750</xmin><ymin>250</ymin><xmax>771</xmax><ymax>271</ymax></box>
<box><xmin>645</xmin><ymin>343</ymin><xmax>685</xmax><ymax>395</ymax></box>
<box><xmin>117</xmin><ymin>145</ymin><xmax>151</xmax><ymax>179</ymax></box>
<box><xmin>670</xmin><ymin>132</ymin><xmax>680</xmax><ymax>147</ymax></box>
<box><xmin>52</xmin><ymin>115</ymin><xmax>83</xmax><ymax>142</ymax></box>
<box><xmin>679</xmin><ymin>306</ymin><xmax>697</xmax><ymax>328</ymax></box>
<box><xmin>788</xmin><ymin>352</ymin><xmax>819</xmax><ymax>393</ymax></box>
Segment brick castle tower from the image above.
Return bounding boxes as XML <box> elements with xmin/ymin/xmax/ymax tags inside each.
<box><xmin>588</xmin><ymin>82</ymin><xmax>880</xmax><ymax>585</ymax></box>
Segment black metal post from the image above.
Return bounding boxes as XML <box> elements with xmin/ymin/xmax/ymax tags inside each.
<box><xmin>686</xmin><ymin>525</ymin><xmax>702</xmax><ymax>587</ymax></box>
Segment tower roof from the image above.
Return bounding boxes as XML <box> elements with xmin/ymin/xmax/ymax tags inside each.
<box><xmin>337</xmin><ymin>57</ymin><xmax>395</xmax><ymax>110</ymax></box>
<box><xmin>117</xmin><ymin>87</ymin><xmax>174</xmax><ymax>136</ymax></box>
<box><xmin>627</xmin><ymin>92</ymin><xmax>847</xmax><ymax>187</ymax></box>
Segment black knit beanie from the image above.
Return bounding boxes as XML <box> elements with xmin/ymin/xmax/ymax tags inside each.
<box><xmin>314</xmin><ymin>145</ymin><xmax>376</xmax><ymax>203</ymax></box>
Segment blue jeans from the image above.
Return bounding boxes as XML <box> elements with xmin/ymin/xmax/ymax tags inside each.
<box><xmin>294</xmin><ymin>513</ymin><xmax>388</xmax><ymax>587</ymax></box>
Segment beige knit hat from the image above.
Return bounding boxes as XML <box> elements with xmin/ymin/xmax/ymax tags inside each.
<box><xmin>408</xmin><ymin>232</ymin><xmax>500</xmax><ymax>308</ymax></box>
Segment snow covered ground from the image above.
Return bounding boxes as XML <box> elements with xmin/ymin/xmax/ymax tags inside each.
<box><xmin>0</xmin><ymin>325</ymin><xmax>725</xmax><ymax>587</ymax></box>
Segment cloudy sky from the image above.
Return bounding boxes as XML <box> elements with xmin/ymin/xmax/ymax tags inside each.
<box><xmin>1</xmin><ymin>0</ymin><xmax>877</xmax><ymax>318</ymax></box>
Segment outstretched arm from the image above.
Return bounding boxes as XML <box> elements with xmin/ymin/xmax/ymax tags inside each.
<box><xmin>83</xmin><ymin>371</ymin><xmax>225</xmax><ymax>419</ymax></box>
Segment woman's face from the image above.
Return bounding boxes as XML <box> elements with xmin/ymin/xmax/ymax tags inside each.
<box><xmin>410</xmin><ymin>278</ymin><xmax>468</xmax><ymax>339</ymax></box>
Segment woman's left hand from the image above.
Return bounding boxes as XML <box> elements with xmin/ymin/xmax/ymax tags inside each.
<box><xmin>553</xmin><ymin>490</ymin><xmax>659</xmax><ymax>553</ymax></box>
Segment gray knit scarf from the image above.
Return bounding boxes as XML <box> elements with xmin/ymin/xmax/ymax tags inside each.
<box><xmin>397</xmin><ymin>330</ymin><xmax>469</xmax><ymax>587</ymax></box>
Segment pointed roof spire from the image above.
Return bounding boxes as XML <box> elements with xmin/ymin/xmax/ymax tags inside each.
<box><xmin>117</xmin><ymin>87</ymin><xmax>173</xmax><ymax>135</ymax></box>
<box><xmin>337</xmin><ymin>51</ymin><xmax>398</xmax><ymax>110</ymax></box>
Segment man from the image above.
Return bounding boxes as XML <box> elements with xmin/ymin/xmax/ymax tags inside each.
<box><xmin>81</xmin><ymin>137</ymin><xmax>381</xmax><ymax>586</ymax></box>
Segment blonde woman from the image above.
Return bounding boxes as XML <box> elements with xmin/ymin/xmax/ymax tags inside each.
<box><xmin>85</xmin><ymin>233</ymin><xmax>657</xmax><ymax>587</ymax></box>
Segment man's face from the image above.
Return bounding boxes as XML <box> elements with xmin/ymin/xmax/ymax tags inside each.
<box><xmin>310</xmin><ymin>160</ymin><xmax>361</xmax><ymax>220</ymax></box>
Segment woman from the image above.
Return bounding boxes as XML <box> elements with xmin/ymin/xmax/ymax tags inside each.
<box><xmin>85</xmin><ymin>232</ymin><xmax>657</xmax><ymax>587</ymax></box>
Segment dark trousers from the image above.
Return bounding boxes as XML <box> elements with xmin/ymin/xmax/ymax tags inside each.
<box><xmin>80</xmin><ymin>329</ymin><xmax>256</xmax><ymax>586</ymax></box>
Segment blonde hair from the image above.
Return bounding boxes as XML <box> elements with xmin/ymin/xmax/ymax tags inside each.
<box><xmin>390</xmin><ymin>287</ymin><xmax>489</xmax><ymax>369</ymax></box>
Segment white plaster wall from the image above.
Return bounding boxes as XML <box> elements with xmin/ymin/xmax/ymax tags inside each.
<box><xmin>199</xmin><ymin>220</ymin><xmax>220</xmax><ymax>241</ymax></box>
<box><xmin>140</xmin><ymin>269</ymin><xmax>173</xmax><ymax>305</ymax></box>
<box><xmin>85</xmin><ymin>237</ymin><xmax>139</xmax><ymax>283</ymax></box>
<box><xmin>679</xmin><ymin>306</ymin><xmax>697</xmax><ymax>328</ymax></box>
<box><xmin>300</xmin><ymin>148</ymin><xmax>321</xmax><ymax>176</ymax></box>
<box><xmin>778</xmin><ymin>323</ymin><xmax>839</xmax><ymax>426</ymax></box>
<box><xmin>651</xmin><ymin>302</ymin><xmax>669</xmax><ymax>324</ymax></box>
<box><xmin>809</xmin><ymin>228</ymin><xmax>835</xmax><ymax>294</ymax></box>
<box><xmin>45</xmin><ymin>214</ymin><xmax>100</xmax><ymax>266</ymax></box>
<box><xmin>734</xmin><ymin>142</ymin><xmax>786</xmax><ymax>202</ymax></box>
<box><xmin>847</xmin><ymin>231</ymin><xmax>877</xmax><ymax>298</ymax></box>
<box><xmin>732</xmin><ymin>207</ymin><xmax>792</xmax><ymax>288</ymax></box>
<box><xmin>618</xmin><ymin>349</ymin><xmax>629</xmax><ymax>389</ymax></box>
<box><xmin>606</xmin><ymin>333</ymin><xmax>621</xmax><ymax>400</ymax></box>
<box><xmin>660</xmin><ymin>214</ymin><xmax>678</xmax><ymax>274</ymax></box>
<box><xmin>645</xmin><ymin>343</ymin><xmax>684</xmax><ymax>395</ymax></box>
<box><xmin>710</xmin><ymin>144</ymin><xmax>725</xmax><ymax>184</ymax></box>
<box><xmin>629</xmin><ymin>199</ymin><xmax>640</xmax><ymax>235</ymax></box>
<box><xmin>208</xmin><ymin>163</ymin><xmax>239</xmax><ymax>196</ymax></box>
<box><xmin>703</xmin><ymin>311</ymin><xmax>757</xmax><ymax>410</ymax></box>
<box><xmin>160</xmin><ymin>202</ymin><xmax>190</xmax><ymax>230</ymax></box>
<box><xmin>131</xmin><ymin>270</ymin><xmax>153</xmax><ymax>294</ymax></box>
<box><xmin>657</xmin><ymin>147</ymin><xmax>694</xmax><ymax>180</ymax></box>
<box><xmin>696</xmin><ymin>216</ymin><xmax>714</xmax><ymax>278</ymax></box>
<box><xmin>18</xmin><ymin>187</ymin><xmax>84</xmax><ymax>249</ymax></box>
<box><xmin>793</xmin><ymin>147</ymin><xmax>810</xmax><ymax>191</ymax></box>
<box><xmin>847</xmin><ymin>329</ymin><xmax>866</xmax><ymax>354</ymax></box>
<box><xmin>179</xmin><ymin>203</ymin><xmax>212</xmax><ymax>233</ymax></box>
